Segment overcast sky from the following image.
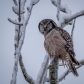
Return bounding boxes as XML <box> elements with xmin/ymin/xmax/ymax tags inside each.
<box><xmin>0</xmin><ymin>0</ymin><xmax>84</xmax><ymax>84</ymax></box>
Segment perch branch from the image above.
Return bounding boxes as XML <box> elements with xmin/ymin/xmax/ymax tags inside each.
<box><xmin>49</xmin><ymin>55</ymin><xmax>59</xmax><ymax>84</ymax></box>
<box><xmin>19</xmin><ymin>54</ymin><xmax>35</xmax><ymax>84</ymax></box>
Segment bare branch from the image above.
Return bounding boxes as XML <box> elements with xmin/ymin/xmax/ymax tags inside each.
<box><xmin>19</xmin><ymin>54</ymin><xmax>35</xmax><ymax>84</ymax></box>
<box><xmin>71</xmin><ymin>19</ymin><xmax>76</xmax><ymax>40</ymax></box>
<box><xmin>8</xmin><ymin>18</ymin><xmax>23</xmax><ymax>25</ymax></box>
<box><xmin>35</xmin><ymin>53</ymin><xmax>49</xmax><ymax>84</ymax></box>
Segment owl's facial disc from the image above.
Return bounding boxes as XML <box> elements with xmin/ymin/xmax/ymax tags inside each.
<box><xmin>39</xmin><ymin>20</ymin><xmax>53</xmax><ymax>36</ymax></box>
<box><xmin>43</xmin><ymin>23</ymin><xmax>50</xmax><ymax>31</ymax></box>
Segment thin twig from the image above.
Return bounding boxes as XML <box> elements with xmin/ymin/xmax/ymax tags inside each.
<box><xmin>59</xmin><ymin>64</ymin><xmax>83</xmax><ymax>82</ymax></box>
<box><xmin>71</xmin><ymin>19</ymin><xmax>76</xmax><ymax>40</ymax></box>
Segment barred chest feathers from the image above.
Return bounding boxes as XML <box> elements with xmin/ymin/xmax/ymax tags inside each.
<box><xmin>44</xmin><ymin>29</ymin><xmax>67</xmax><ymax>58</ymax></box>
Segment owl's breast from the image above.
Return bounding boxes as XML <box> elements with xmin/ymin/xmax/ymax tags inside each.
<box><xmin>44</xmin><ymin>29</ymin><xmax>67</xmax><ymax>58</ymax></box>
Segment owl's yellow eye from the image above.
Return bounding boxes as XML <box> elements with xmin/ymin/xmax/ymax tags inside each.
<box><xmin>42</xmin><ymin>25</ymin><xmax>44</xmax><ymax>27</ymax></box>
<box><xmin>47</xmin><ymin>24</ymin><xmax>50</xmax><ymax>26</ymax></box>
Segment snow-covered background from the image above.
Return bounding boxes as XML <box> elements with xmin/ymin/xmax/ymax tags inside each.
<box><xmin>0</xmin><ymin>0</ymin><xmax>84</xmax><ymax>84</ymax></box>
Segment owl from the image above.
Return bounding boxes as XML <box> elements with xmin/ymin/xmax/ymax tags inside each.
<box><xmin>38</xmin><ymin>19</ymin><xmax>79</xmax><ymax>76</ymax></box>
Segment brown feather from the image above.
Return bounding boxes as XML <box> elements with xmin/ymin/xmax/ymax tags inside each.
<box><xmin>44</xmin><ymin>28</ymin><xmax>79</xmax><ymax>76</ymax></box>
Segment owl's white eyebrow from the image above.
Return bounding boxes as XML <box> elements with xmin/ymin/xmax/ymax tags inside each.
<box><xmin>40</xmin><ymin>22</ymin><xmax>43</xmax><ymax>24</ymax></box>
<box><xmin>47</xmin><ymin>21</ymin><xmax>50</xmax><ymax>24</ymax></box>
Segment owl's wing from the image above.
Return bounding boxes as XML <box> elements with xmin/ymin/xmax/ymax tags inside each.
<box><xmin>55</xmin><ymin>27</ymin><xmax>79</xmax><ymax>65</ymax></box>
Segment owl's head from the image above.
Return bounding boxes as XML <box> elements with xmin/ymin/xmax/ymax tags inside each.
<box><xmin>38</xmin><ymin>19</ymin><xmax>57</xmax><ymax>36</ymax></box>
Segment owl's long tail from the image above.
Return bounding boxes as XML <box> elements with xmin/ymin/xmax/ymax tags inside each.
<box><xmin>65</xmin><ymin>45</ymin><xmax>80</xmax><ymax>65</ymax></box>
<box><xmin>70</xmin><ymin>54</ymin><xmax>80</xmax><ymax>65</ymax></box>
<box><xmin>69</xmin><ymin>60</ymin><xmax>79</xmax><ymax>76</ymax></box>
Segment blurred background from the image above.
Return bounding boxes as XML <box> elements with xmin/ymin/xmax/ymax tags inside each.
<box><xmin>0</xmin><ymin>0</ymin><xmax>84</xmax><ymax>84</ymax></box>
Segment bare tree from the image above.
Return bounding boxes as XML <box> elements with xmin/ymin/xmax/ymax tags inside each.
<box><xmin>8</xmin><ymin>0</ymin><xmax>84</xmax><ymax>84</ymax></box>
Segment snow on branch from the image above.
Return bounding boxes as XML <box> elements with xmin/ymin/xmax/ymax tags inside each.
<box><xmin>19</xmin><ymin>54</ymin><xmax>34</xmax><ymax>84</ymax></box>
<box><xmin>58</xmin><ymin>10</ymin><xmax>84</xmax><ymax>28</ymax></box>
<box><xmin>13</xmin><ymin>0</ymin><xmax>18</xmax><ymax>6</ymax></box>
<box><xmin>41</xmin><ymin>68</ymin><xmax>48</xmax><ymax>84</ymax></box>
<box><xmin>51</xmin><ymin>0</ymin><xmax>84</xmax><ymax>28</ymax></box>
<box><xmin>57</xmin><ymin>0</ymin><xmax>61</xmax><ymax>21</ymax></box>
<box><xmin>8</xmin><ymin>18</ymin><xmax>23</xmax><ymax>25</ymax></box>
<box><xmin>10</xmin><ymin>0</ymin><xmax>40</xmax><ymax>84</ymax></box>
<box><xmin>51</xmin><ymin>0</ymin><xmax>73</xmax><ymax>28</ymax></box>
<box><xmin>30</xmin><ymin>0</ymin><xmax>40</xmax><ymax>5</ymax></box>
<box><xmin>35</xmin><ymin>53</ymin><xmax>49</xmax><ymax>84</ymax></box>
<box><xmin>65</xmin><ymin>10</ymin><xmax>84</xmax><ymax>23</ymax></box>
<box><xmin>12</xmin><ymin>6</ymin><xmax>25</xmax><ymax>15</ymax></box>
<box><xmin>51</xmin><ymin>0</ymin><xmax>71</xmax><ymax>14</ymax></box>
<box><xmin>21</xmin><ymin>0</ymin><xmax>26</xmax><ymax>8</ymax></box>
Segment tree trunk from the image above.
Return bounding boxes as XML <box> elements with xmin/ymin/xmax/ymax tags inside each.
<box><xmin>49</xmin><ymin>55</ymin><xmax>59</xmax><ymax>84</ymax></box>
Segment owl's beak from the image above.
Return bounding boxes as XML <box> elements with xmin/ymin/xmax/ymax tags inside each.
<box><xmin>44</xmin><ymin>26</ymin><xmax>46</xmax><ymax>31</ymax></box>
<box><xmin>44</xmin><ymin>26</ymin><xmax>46</xmax><ymax>28</ymax></box>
